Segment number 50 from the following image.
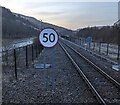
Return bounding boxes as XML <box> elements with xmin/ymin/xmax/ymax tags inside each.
<box><xmin>43</xmin><ymin>33</ymin><xmax>55</xmax><ymax>43</ymax></box>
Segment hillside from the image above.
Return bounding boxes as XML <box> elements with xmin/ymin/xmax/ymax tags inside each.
<box><xmin>2</xmin><ymin>6</ymin><xmax>74</xmax><ymax>39</ymax></box>
<box><xmin>76</xmin><ymin>25</ymin><xmax>119</xmax><ymax>44</ymax></box>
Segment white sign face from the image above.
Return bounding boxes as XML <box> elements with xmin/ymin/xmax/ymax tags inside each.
<box><xmin>39</xmin><ymin>28</ymin><xmax>59</xmax><ymax>48</ymax></box>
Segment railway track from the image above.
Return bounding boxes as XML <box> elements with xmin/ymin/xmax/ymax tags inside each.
<box><xmin>59</xmin><ymin>40</ymin><xmax>120</xmax><ymax>104</ymax></box>
<box><xmin>61</xmin><ymin>38</ymin><xmax>120</xmax><ymax>83</ymax></box>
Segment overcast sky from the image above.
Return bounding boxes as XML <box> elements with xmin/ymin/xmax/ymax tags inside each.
<box><xmin>0</xmin><ymin>0</ymin><xmax>119</xmax><ymax>29</ymax></box>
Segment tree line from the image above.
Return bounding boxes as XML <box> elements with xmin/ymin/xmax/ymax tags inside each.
<box><xmin>76</xmin><ymin>26</ymin><xmax>119</xmax><ymax>44</ymax></box>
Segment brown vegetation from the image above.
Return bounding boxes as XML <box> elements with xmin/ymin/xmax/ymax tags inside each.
<box><xmin>76</xmin><ymin>26</ymin><xmax>119</xmax><ymax>44</ymax></box>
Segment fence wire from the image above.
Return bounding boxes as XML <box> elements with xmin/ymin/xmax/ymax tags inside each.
<box><xmin>2</xmin><ymin>44</ymin><xmax>43</xmax><ymax>80</ymax></box>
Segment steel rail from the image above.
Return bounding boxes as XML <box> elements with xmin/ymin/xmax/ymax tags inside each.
<box><xmin>61</xmin><ymin>40</ymin><xmax>120</xmax><ymax>89</ymax></box>
<box><xmin>59</xmin><ymin>42</ymin><xmax>106</xmax><ymax>105</ymax></box>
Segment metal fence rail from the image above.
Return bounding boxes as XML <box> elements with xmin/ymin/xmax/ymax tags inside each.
<box><xmin>2</xmin><ymin>43</ymin><xmax>43</xmax><ymax>80</ymax></box>
<box><xmin>66</xmin><ymin>37</ymin><xmax>119</xmax><ymax>61</ymax></box>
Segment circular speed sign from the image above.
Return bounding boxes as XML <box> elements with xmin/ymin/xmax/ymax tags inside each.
<box><xmin>39</xmin><ymin>28</ymin><xmax>59</xmax><ymax>48</ymax></box>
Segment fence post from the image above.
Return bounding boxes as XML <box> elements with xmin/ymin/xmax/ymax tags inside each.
<box><xmin>88</xmin><ymin>43</ymin><xmax>90</xmax><ymax>49</ymax></box>
<box><xmin>106</xmin><ymin>43</ymin><xmax>109</xmax><ymax>55</ymax></box>
<box><xmin>81</xmin><ymin>39</ymin><xmax>83</xmax><ymax>46</ymax></box>
<box><xmin>38</xmin><ymin>45</ymin><xmax>41</xmax><ymax>54</ymax></box>
<box><xmin>99</xmin><ymin>42</ymin><xmax>101</xmax><ymax>53</ymax></box>
<box><xmin>38</xmin><ymin>45</ymin><xmax>40</xmax><ymax>55</ymax></box>
<box><xmin>6</xmin><ymin>50</ymin><xmax>8</xmax><ymax>65</ymax></box>
<box><xmin>14</xmin><ymin>49</ymin><xmax>17</xmax><ymax>80</ymax></box>
<box><xmin>93</xmin><ymin>41</ymin><xmax>95</xmax><ymax>50</ymax></box>
<box><xmin>32</xmin><ymin>45</ymin><xmax>34</xmax><ymax>61</ymax></box>
<box><xmin>117</xmin><ymin>45</ymin><xmax>120</xmax><ymax>61</ymax></box>
<box><xmin>36</xmin><ymin>44</ymin><xmax>37</xmax><ymax>58</ymax></box>
<box><xmin>26</xmin><ymin>46</ymin><xmax>28</xmax><ymax>68</ymax></box>
<box><xmin>79</xmin><ymin>38</ymin><xmax>81</xmax><ymax>45</ymax></box>
<box><xmin>37</xmin><ymin>44</ymin><xmax>39</xmax><ymax>56</ymax></box>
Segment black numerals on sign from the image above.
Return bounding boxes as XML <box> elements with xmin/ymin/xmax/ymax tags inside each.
<box><xmin>43</xmin><ymin>33</ymin><xmax>55</xmax><ymax>43</ymax></box>
<box><xmin>49</xmin><ymin>33</ymin><xmax>55</xmax><ymax>42</ymax></box>
<box><xmin>43</xmin><ymin>33</ymin><xmax>48</xmax><ymax>42</ymax></box>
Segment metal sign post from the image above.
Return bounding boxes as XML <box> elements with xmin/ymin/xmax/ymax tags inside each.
<box><xmin>34</xmin><ymin>28</ymin><xmax>58</xmax><ymax>68</ymax></box>
<box><xmin>52</xmin><ymin>48</ymin><xmax>55</xmax><ymax>94</ymax></box>
<box><xmin>34</xmin><ymin>28</ymin><xmax>59</xmax><ymax>93</ymax></box>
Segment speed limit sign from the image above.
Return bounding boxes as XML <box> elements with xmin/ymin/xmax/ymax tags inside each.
<box><xmin>39</xmin><ymin>28</ymin><xmax>59</xmax><ymax>47</ymax></box>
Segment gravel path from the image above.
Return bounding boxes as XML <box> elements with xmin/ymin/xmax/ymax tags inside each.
<box><xmin>2</xmin><ymin>43</ymin><xmax>97</xmax><ymax>104</ymax></box>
